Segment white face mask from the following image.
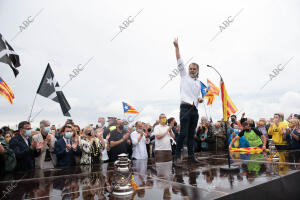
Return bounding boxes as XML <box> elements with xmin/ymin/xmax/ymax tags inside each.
<box><xmin>97</xmin><ymin>123</ymin><xmax>103</xmax><ymax>128</ymax></box>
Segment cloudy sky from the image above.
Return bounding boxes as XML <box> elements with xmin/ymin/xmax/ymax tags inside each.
<box><xmin>0</xmin><ymin>0</ymin><xmax>299</xmax><ymax>129</ymax></box>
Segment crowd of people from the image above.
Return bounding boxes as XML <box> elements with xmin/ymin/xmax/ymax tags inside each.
<box><xmin>0</xmin><ymin>112</ymin><xmax>300</xmax><ymax>174</ymax></box>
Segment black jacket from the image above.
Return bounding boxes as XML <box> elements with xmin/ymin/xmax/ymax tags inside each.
<box><xmin>55</xmin><ymin>137</ymin><xmax>80</xmax><ymax>167</ymax></box>
<box><xmin>9</xmin><ymin>134</ymin><xmax>40</xmax><ymax>171</ymax></box>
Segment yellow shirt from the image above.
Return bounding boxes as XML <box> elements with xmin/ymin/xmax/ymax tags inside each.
<box><xmin>268</xmin><ymin>122</ymin><xmax>287</xmax><ymax>145</ymax></box>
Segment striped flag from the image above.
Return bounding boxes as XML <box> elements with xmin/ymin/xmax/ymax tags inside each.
<box><xmin>207</xmin><ymin>79</ymin><xmax>220</xmax><ymax>96</ymax></box>
<box><xmin>205</xmin><ymin>93</ymin><xmax>215</xmax><ymax>105</ymax></box>
<box><xmin>220</xmin><ymin>78</ymin><xmax>238</xmax><ymax>121</ymax></box>
<box><xmin>204</xmin><ymin>79</ymin><xmax>220</xmax><ymax>105</ymax></box>
<box><xmin>0</xmin><ymin>76</ymin><xmax>14</xmax><ymax>104</ymax></box>
<box><xmin>122</xmin><ymin>102</ymin><xmax>139</xmax><ymax>114</ymax></box>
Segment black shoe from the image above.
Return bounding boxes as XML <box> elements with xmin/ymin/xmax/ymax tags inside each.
<box><xmin>173</xmin><ymin>157</ymin><xmax>183</xmax><ymax>167</ymax></box>
<box><xmin>188</xmin><ymin>156</ymin><xmax>201</xmax><ymax>164</ymax></box>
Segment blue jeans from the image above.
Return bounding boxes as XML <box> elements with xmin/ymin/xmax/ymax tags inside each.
<box><xmin>175</xmin><ymin>104</ymin><xmax>199</xmax><ymax>158</ymax></box>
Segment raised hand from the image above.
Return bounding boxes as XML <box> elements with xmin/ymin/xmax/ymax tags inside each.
<box><xmin>106</xmin><ymin>133</ymin><xmax>110</xmax><ymax>141</ymax></box>
<box><xmin>173</xmin><ymin>38</ymin><xmax>179</xmax><ymax>48</ymax></box>
<box><xmin>36</xmin><ymin>142</ymin><xmax>45</xmax><ymax>150</ymax></box>
<box><xmin>66</xmin><ymin>143</ymin><xmax>71</xmax><ymax>150</ymax></box>
<box><xmin>30</xmin><ymin>140</ymin><xmax>37</xmax><ymax>149</ymax></box>
<box><xmin>72</xmin><ymin>142</ymin><xmax>78</xmax><ymax>150</ymax></box>
<box><xmin>123</xmin><ymin>132</ymin><xmax>130</xmax><ymax>140</ymax></box>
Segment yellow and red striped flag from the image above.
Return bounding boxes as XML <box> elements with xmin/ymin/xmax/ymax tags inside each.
<box><xmin>0</xmin><ymin>76</ymin><xmax>14</xmax><ymax>104</ymax></box>
<box><xmin>204</xmin><ymin>79</ymin><xmax>220</xmax><ymax>105</ymax></box>
<box><xmin>220</xmin><ymin>78</ymin><xmax>238</xmax><ymax>121</ymax></box>
<box><xmin>207</xmin><ymin>79</ymin><xmax>220</xmax><ymax>96</ymax></box>
<box><xmin>205</xmin><ymin>92</ymin><xmax>215</xmax><ymax>105</ymax></box>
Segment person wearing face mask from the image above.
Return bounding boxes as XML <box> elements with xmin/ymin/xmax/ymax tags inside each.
<box><xmin>0</xmin><ymin>127</ymin><xmax>16</xmax><ymax>173</ymax></box>
<box><xmin>228</xmin><ymin>124</ymin><xmax>249</xmax><ymax>148</ymax></box>
<box><xmin>229</xmin><ymin>122</ymin><xmax>267</xmax><ymax>150</ymax></box>
<box><xmin>257</xmin><ymin>118</ymin><xmax>269</xmax><ymax>148</ymax></box>
<box><xmin>173</xmin><ymin>39</ymin><xmax>204</xmax><ymax>166</ymax></box>
<box><xmin>153</xmin><ymin>114</ymin><xmax>175</xmax><ymax>162</ymax></box>
<box><xmin>32</xmin><ymin>120</ymin><xmax>56</xmax><ymax>169</ymax></box>
<box><xmin>55</xmin><ymin>125</ymin><xmax>80</xmax><ymax>167</ymax></box>
<box><xmin>268</xmin><ymin>113</ymin><xmax>288</xmax><ymax>150</ymax></box>
<box><xmin>9</xmin><ymin>121</ymin><xmax>42</xmax><ymax>171</ymax></box>
<box><xmin>283</xmin><ymin>119</ymin><xmax>300</xmax><ymax>150</ymax></box>
<box><xmin>97</xmin><ymin>117</ymin><xmax>110</xmax><ymax>139</ymax></box>
<box><xmin>130</xmin><ymin>121</ymin><xmax>150</xmax><ymax>160</ymax></box>
<box><xmin>108</xmin><ymin>120</ymin><xmax>131</xmax><ymax>162</ymax></box>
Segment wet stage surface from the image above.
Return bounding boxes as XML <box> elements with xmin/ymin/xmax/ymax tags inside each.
<box><xmin>1</xmin><ymin>150</ymin><xmax>300</xmax><ymax>200</ymax></box>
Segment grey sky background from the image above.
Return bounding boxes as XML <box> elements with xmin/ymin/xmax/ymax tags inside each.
<box><xmin>0</xmin><ymin>0</ymin><xmax>299</xmax><ymax>129</ymax></box>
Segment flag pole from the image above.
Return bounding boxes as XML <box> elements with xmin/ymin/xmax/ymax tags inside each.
<box><xmin>207</xmin><ymin>65</ymin><xmax>239</xmax><ymax>173</ymax></box>
<box><xmin>28</xmin><ymin>93</ymin><xmax>38</xmax><ymax>122</ymax></box>
<box><xmin>203</xmin><ymin>102</ymin><xmax>208</xmax><ymax>119</ymax></box>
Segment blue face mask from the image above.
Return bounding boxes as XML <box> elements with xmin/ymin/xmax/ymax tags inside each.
<box><xmin>132</xmin><ymin>127</ymin><xmax>136</xmax><ymax>131</ymax></box>
<box><xmin>124</xmin><ymin>125</ymin><xmax>128</xmax><ymax>131</ymax></box>
<box><xmin>234</xmin><ymin>129</ymin><xmax>239</xmax><ymax>133</ymax></box>
<box><xmin>44</xmin><ymin>126</ymin><xmax>50</xmax><ymax>133</ymax></box>
<box><xmin>65</xmin><ymin>132</ymin><xmax>73</xmax><ymax>139</ymax></box>
<box><xmin>25</xmin><ymin>130</ymin><xmax>31</xmax><ymax>137</ymax></box>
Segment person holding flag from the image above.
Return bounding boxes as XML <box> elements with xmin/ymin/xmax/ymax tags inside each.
<box><xmin>173</xmin><ymin>38</ymin><xmax>204</xmax><ymax>166</ymax></box>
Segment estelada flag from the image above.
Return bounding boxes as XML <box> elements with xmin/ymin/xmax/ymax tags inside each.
<box><xmin>207</xmin><ymin>79</ymin><xmax>220</xmax><ymax>96</ymax></box>
<box><xmin>122</xmin><ymin>102</ymin><xmax>139</xmax><ymax>114</ymax></box>
<box><xmin>0</xmin><ymin>76</ymin><xmax>14</xmax><ymax>104</ymax></box>
<box><xmin>220</xmin><ymin>78</ymin><xmax>238</xmax><ymax>121</ymax></box>
<box><xmin>205</xmin><ymin>79</ymin><xmax>220</xmax><ymax>105</ymax></box>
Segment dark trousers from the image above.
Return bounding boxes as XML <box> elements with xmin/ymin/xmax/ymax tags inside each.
<box><xmin>175</xmin><ymin>104</ymin><xmax>199</xmax><ymax>157</ymax></box>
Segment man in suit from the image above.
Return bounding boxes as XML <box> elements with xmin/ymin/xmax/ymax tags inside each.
<box><xmin>32</xmin><ymin>120</ymin><xmax>56</xmax><ymax>169</ymax></box>
<box><xmin>9</xmin><ymin>121</ymin><xmax>42</xmax><ymax>171</ymax></box>
<box><xmin>55</xmin><ymin>125</ymin><xmax>80</xmax><ymax>167</ymax></box>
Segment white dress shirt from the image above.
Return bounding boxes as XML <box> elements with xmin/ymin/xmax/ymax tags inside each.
<box><xmin>178</xmin><ymin>58</ymin><xmax>202</xmax><ymax>107</ymax></box>
<box><xmin>131</xmin><ymin>131</ymin><xmax>149</xmax><ymax>159</ymax></box>
<box><xmin>153</xmin><ymin>124</ymin><xmax>172</xmax><ymax>151</ymax></box>
<box><xmin>21</xmin><ymin>135</ymin><xmax>29</xmax><ymax>146</ymax></box>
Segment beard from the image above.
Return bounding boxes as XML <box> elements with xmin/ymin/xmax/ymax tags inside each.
<box><xmin>189</xmin><ymin>72</ymin><xmax>198</xmax><ymax>79</ymax></box>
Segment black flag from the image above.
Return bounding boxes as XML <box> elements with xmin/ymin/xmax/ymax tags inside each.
<box><xmin>37</xmin><ymin>64</ymin><xmax>71</xmax><ymax>116</ymax></box>
<box><xmin>0</xmin><ymin>33</ymin><xmax>21</xmax><ymax>77</ymax></box>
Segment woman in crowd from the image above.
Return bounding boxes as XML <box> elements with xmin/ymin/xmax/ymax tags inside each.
<box><xmin>91</xmin><ymin>128</ymin><xmax>105</xmax><ymax>164</ymax></box>
<box><xmin>284</xmin><ymin>118</ymin><xmax>300</xmax><ymax>150</ymax></box>
<box><xmin>79</xmin><ymin>126</ymin><xmax>94</xmax><ymax>165</ymax></box>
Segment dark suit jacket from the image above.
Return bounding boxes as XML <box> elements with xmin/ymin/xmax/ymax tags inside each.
<box><xmin>55</xmin><ymin>138</ymin><xmax>80</xmax><ymax>167</ymax></box>
<box><xmin>9</xmin><ymin>134</ymin><xmax>40</xmax><ymax>171</ymax></box>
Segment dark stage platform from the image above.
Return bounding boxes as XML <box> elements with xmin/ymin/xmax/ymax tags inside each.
<box><xmin>1</xmin><ymin>150</ymin><xmax>300</xmax><ymax>200</ymax></box>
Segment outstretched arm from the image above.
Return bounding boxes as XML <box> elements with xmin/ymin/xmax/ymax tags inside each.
<box><xmin>173</xmin><ymin>38</ymin><xmax>186</xmax><ymax>76</ymax></box>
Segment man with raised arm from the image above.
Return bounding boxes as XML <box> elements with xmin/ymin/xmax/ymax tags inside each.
<box><xmin>173</xmin><ymin>38</ymin><xmax>204</xmax><ymax>166</ymax></box>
